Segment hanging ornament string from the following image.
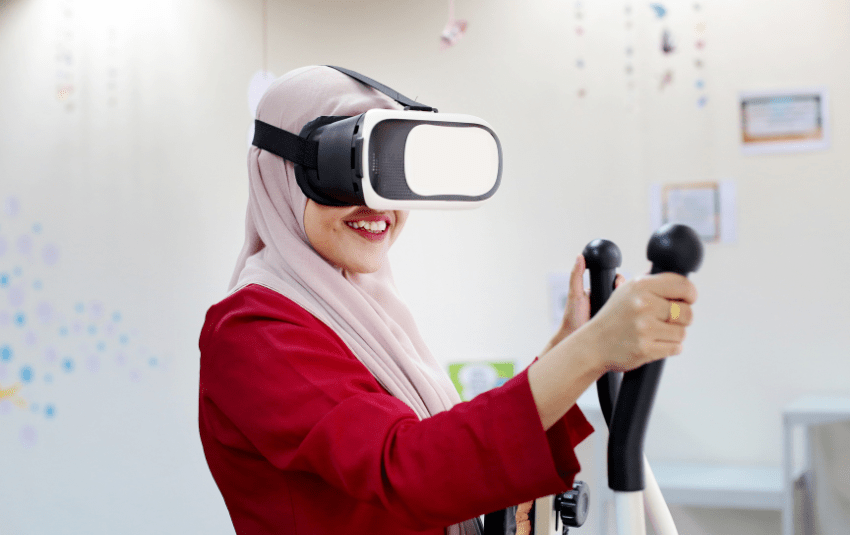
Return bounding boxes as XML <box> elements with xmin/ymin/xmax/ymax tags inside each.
<box><xmin>440</xmin><ymin>0</ymin><xmax>468</xmax><ymax>50</ymax></box>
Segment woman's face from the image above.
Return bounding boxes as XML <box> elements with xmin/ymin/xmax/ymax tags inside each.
<box><xmin>304</xmin><ymin>200</ymin><xmax>409</xmax><ymax>274</ymax></box>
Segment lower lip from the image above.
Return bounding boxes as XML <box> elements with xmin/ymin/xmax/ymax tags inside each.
<box><xmin>346</xmin><ymin>225</ymin><xmax>389</xmax><ymax>242</ymax></box>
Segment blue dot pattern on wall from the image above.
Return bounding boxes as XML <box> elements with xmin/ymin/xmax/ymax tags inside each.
<box><xmin>20</xmin><ymin>366</ymin><xmax>33</xmax><ymax>383</ymax></box>
<box><xmin>0</xmin><ymin>195</ymin><xmax>169</xmax><ymax>447</ymax></box>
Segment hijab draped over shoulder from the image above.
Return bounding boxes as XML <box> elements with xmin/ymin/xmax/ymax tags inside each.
<box><xmin>229</xmin><ymin>65</ymin><xmax>479</xmax><ymax>535</ymax></box>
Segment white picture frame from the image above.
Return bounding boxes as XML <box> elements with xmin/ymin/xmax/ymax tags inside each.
<box><xmin>649</xmin><ymin>180</ymin><xmax>738</xmax><ymax>244</ymax></box>
<box><xmin>740</xmin><ymin>87</ymin><xmax>830</xmax><ymax>154</ymax></box>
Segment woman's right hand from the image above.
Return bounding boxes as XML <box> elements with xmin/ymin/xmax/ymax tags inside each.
<box><xmin>580</xmin><ymin>272</ymin><xmax>698</xmax><ymax>374</ymax></box>
<box><xmin>528</xmin><ymin>270</ymin><xmax>698</xmax><ymax>431</ymax></box>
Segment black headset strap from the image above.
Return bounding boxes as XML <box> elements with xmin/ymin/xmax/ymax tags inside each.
<box><xmin>326</xmin><ymin>65</ymin><xmax>434</xmax><ymax>111</ymax></box>
<box><xmin>252</xmin><ymin>66</ymin><xmax>433</xmax><ymax>168</ymax></box>
<box><xmin>252</xmin><ymin>119</ymin><xmax>319</xmax><ymax>169</ymax></box>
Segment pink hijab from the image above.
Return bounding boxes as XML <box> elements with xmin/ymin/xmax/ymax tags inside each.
<box><xmin>229</xmin><ymin>66</ymin><xmax>479</xmax><ymax>535</ymax></box>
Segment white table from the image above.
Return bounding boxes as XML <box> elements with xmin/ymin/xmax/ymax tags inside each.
<box><xmin>782</xmin><ymin>395</ymin><xmax>850</xmax><ymax>535</ymax></box>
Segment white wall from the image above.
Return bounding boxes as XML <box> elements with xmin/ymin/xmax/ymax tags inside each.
<box><xmin>1</xmin><ymin>0</ymin><xmax>848</xmax><ymax>533</ymax></box>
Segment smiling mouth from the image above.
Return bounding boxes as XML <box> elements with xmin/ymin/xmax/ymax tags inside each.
<box><xmin>344</xmin><ymin>218</ymin><xmax>390</xmax><ymax>241</ymax></box>
<box><xmin>345</xmin><ymin>220</ymin><xmax>388</xmax><ymax>233</ymax></box>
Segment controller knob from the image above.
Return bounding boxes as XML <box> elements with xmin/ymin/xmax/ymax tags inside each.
<box><xmin>555</xmin><ymin>480</ymin><xmax>590</xmax><ymax>531</ymax></box>
<box><xmin>582</xmin><ymin>239</ymin><xmax>622</xmax><ymax>271</ymax></box>
<box><xmin>646</xmin><ymin>223</ymin><xmax>703</xmax><ymax>275</ymax></box>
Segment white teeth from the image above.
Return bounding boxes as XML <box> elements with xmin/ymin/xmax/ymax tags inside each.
<box><xmin>346</xmin><ymin>220</ymin><xmax>388</xmax><ymax>233</ymax></box>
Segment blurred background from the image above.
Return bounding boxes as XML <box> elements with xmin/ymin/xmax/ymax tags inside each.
<box><xmin>0</xmin><ymin>0</ymin><xmax>848</xmax><ymax>533</ymax></box>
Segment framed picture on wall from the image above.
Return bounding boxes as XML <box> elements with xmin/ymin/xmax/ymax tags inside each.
<box><xmin>661</xmin><ymin>182</ymin><xmax>721</xmax><ymax>243</ymax></box>
<box><xmin>740</xmin><ymin>87</ymin><xmax>830</xmax><ymax>154</ymax></box>
<box><xmin>448</xmin><ymin>361</ymin><xmax>514</xmax><ymax>401</ymax></box>
<box><xmin>650</xmin><ymin>180</ymin><xmax>737</xmax><ymax>244</ymax></box>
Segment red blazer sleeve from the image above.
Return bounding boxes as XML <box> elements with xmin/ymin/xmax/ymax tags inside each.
<box><xmin>199</xmin><ymin>286</ymin><xmax>593</xmax><ymax>531</ymax></box>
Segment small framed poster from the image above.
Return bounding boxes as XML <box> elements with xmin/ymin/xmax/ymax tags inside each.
<box><xmin>663</xmin><ymin>182</ymin><xmax>720</xmax><ymax>242</ymax></box>
<box><xmin>448</xmin><ymin>361</ymin><xmax>514</xmax><ymax>401</ymax></box>
<box><xmin>649</xmin><ymin>180</ymin><xmax>738</xmax><ymax>244</ymax></box>
<box><xmin>740</xmin><ymin>87</ymin><xmax>829</xmax><ymax>154</ymax></box>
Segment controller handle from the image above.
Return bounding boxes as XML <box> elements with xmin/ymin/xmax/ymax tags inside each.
<box><xmin>582</xmin><ymin>239</ymin><xmax>623</xmax><ymax>428</ymax></box>
<box><xmin>607</xmin><ymin>224</ymin><xmax>703</xmax><ymax>491</ymax></box>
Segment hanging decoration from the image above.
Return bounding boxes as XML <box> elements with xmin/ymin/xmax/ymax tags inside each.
<box><xmin>439</xmin><ymin>0</ymin><xmax>468</xmax><ymax>50</ymax></box>
<box><xmin>650</xmin><ymin>2</ymin><xmax>675</xmax><ymax>93</ymax></box>
<box><xmin>55</xmin><ymin>0</ymin><xmax>76</xmax><ymax>112</ymax></box>
<box><xmin>694</xmin><ymin>3</ymin><xmax>707</xmax><ymax>107</ymax></box>
<box><xmin>625</xmin><ymin>4</ymin><xmax>635</xmax><ymax>98</ymax></box>
<box><xmin>661</xmin><ymin>28</ymin><xmax>676</xmax><ymax>54</ymax></box>
<box><xmin>575</xmin><ymin>1</ymin><xmax>586</xmax><ymax>98</ymax></box>
<box><xmin>659</xmin><ymin>69</ymin><xmax>674</xmax><ymax>91</ymax></box>
<box><xmin>650</xmin><ymin>3</ymin><xmax>667</xmax><ymax>19</ymax></box>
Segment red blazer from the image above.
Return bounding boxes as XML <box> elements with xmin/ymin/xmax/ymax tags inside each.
<box><xmin>198</xmin><ymin>284</ymin><xmax>594</xmax><ymax>535</ymax></box>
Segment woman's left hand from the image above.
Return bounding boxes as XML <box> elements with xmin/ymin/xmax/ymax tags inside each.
<box><xmin>541</xmin><ymin>253</ymin><xmax>625</xmax><ymax>356</ymax></box>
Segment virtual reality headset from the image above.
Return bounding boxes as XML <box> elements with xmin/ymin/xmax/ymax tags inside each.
<box><xmin>252</xmin><ymin>66</ymin><xmax>502</xmax><ymax>210</ymax></box>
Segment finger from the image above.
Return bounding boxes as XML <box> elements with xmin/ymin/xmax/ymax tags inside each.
<box><xmin>645</xmin><ymin>340</ymin><xmax>685</xmax><ymax>362</ymax></box>
<box><xmin>652</xmin><ymin>321</ymin><xmax>687</xmax><ymax>345</ymax></box>
<box><xmin>645</xmin><ymin>272</ymin><xmax>698</xmax><ymax>304</ymax></box>
<box><xmin>623</xmin><ymin>338</ymin><xmax>684</xmax><ymax>370</ymax></box>
<box><xmin>649</xmin><ymin>297</ymin><xmax>693</xmax><ymax>325</ymax></box>
<box><xmin>614</xmin><ymin>273</ymin><xmax>626</xmax><ymax>289</ymax></box>
<box><xmin>645</xmin><ymin>293</ymin><xmax>675</xmax><ymax>322</ymax></box>
<box><xmin>571</xmin><ymin>254</ymin><xmax>586</xmax><ymax>296</ymax></box>
<box><xmin>668</xmin><ymin>302</ymin><xmax>693</xmax><ymax>326</ymax></box>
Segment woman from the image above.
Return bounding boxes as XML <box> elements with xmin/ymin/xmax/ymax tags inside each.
<box><xmin>198</xmin><ymin>65</ymin><xmax>697</xmax><ymax>535</ymax></box>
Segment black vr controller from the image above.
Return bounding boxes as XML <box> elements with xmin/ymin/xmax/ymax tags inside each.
<box><xmin>483</xmin><ymin>223</ymin><xmax>702</xmax><ymax>535</ymax></box>
<box><xmin>585</xmin><ymin>223</ymin><xmax>703</xmax><ymax>494</ymax></box>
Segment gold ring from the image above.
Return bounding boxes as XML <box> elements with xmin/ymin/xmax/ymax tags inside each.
<box><xmin>670</xmin><ymin>302</ymin><xmax>681</xmax><ymax>321</ymax></box>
